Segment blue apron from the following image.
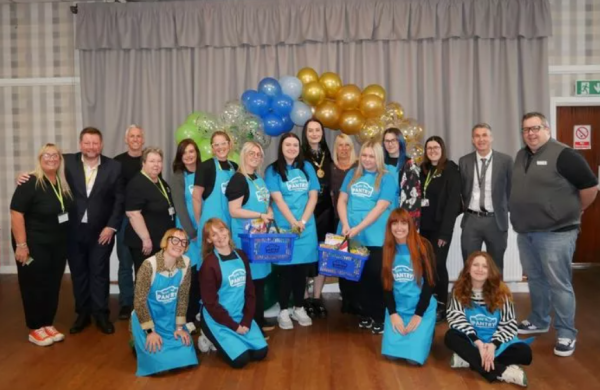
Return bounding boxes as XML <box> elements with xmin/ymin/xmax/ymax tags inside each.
<box><xmin>131</xmin><ymin>265</ymin><xmax>198</xmax><ymax>376</ymax></box>
<box><xmin>231</xmin><ymin>175</ymin><xmax>271</xmax><ymax>280</ymax></box>
<box><xmin>382</xmin><ymin>245</ymin><xmax>436</xmax><ymax>364</ymax></box>
<box><xmin>385</xmin><ymin>164</ymin><xmax>400</xmax><ymax>208</ymax></box>
<box><xmin>175</xmin><ymin>171</ymin><xmax>201</xmax><ymax>268</ymax></box>
<box><xmin>198</xmin><ymin>158</ymin><xmax>235</xmax><ymax>243</ymax></box>
<box><xmin>202</xmin><ymin>251</ymin><xmax>268</xmax><ymax>360</ymax></box>
<box><xmin>336</xmin><ymin>171</ymin><xmax>392</xmax><ymax>247</ymax></box>
<box><xmin>465</xmin><ymin>303</ymin><xmax>533</xmax><ymax>357</ymax></box>
<box><xmin>271</xmin><ymin>166</ymin><xmax>318</xmax><ymax>265</ymax></box>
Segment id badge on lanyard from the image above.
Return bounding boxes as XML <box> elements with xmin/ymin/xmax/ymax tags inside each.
<box><xmin>48</xmin><ymin>176</ymin><xmax>68</xmax><ymax>223</ymax></box>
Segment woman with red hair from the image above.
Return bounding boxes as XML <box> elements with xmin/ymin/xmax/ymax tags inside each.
<box><xmin>445</xmin><ymin>251</ymin><xmax>532</xmax><ymax>387</ymax></box>
<box><xmin>380</xmin><ymin>208</ymin><xmax>437</xmax><ymax>364</ymax></box>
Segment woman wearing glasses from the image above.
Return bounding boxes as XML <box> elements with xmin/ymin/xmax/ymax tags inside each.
<box><xmin>130</xmin><ymin>228</ymin><xmax>198</xmax><ymax>376</ymax></box>
<box><xmin>419</xmin><ymin>136</ymin><xmax>462</xmax><ymax>322</ymax></box>
<box><xmin>10</xmin><ymin>144</ymin><xmax>73</xmax><ymax>346</ymax></box>
<box><xmin>192</xmin><ymin>131</ymin><xmax>239</xmax><ymax>244</ymax></box>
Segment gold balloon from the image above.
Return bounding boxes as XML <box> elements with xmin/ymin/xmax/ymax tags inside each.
<box><xmin>302</xmin><ymin>81</ymin><xmax>326</xmax><ymax>107</ymax></box>
<box><xmin>398</xmin><ymin>118</ymin><xmax>424</xmax><ymax>143</ymax></box>
<box><xmin>359</xmin><ymin>94</ymin><xmax>385</xmax><ymax>118</ymax></box>
<box><xmin>336</xmin><ymin>84</ymin><xmax>362</xmax><ymax>110</ymax></box>
<box><xmin>380</xmin><ymin>113</ymin><xmax>403</xmax><ymax>130</ymax></box>
<box><xmin>385</xmin><ymin>102</ymin><xmax>405</xmax><ymax>121</ymax></box>
<box><xmin>314</xmin><ymin>101</ymin><xmax>342</xmax><ymax>129</ymax></box>
<box><xmin>407</xmin><ymin>142</ymin><xmax>425</xmax><ymax>165</ymax></box>
<box><xmin>339</xmin><ymin>110</ymin><xmax>365</xmax><ymax>135</ymax></box>
<box><xmin>297</xmin><ymin>67</ymin><xmax>319</xmax><ymax>85</ymax></box>
<box><xmin>357</xmin><ymin>118</ymin><xmax>384</xmax><ymax>144</ymax></box>
<box><xmin>362</xmin><ymin>84</ymin><xmax>386</xmax><ymax>102</ymax></box>
<box><xmin>319</xmin><ymin>72</ymin><xmax>343</xmax><ymax>99</ymax></box>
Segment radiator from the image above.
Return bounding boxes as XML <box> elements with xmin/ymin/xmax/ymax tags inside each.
<box><xmin>447</xmin><ymin>214</ymin><xmax>523</xmax><ymax>282</ymax></box>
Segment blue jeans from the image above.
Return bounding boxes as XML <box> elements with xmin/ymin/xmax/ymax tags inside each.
<box><xmin>517</xmin><ymin>230</ymin><xmax>578</xmax><ymax>339</ymax></box>
<box><xmin>117</xmin><ymin>218</ymin><xmax>134</xmax><ymax>307</ymax></box>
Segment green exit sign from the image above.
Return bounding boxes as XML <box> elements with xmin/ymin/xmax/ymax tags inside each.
<box><xmin>576</xmin><ymin>80</ymin><xmax>600</xmax><ymax>96</ymax></box>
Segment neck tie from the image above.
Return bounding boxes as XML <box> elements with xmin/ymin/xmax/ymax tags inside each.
<box><xmin>479</xmin><ymin>158</ymin><xmax>488</xmax><ymax>212</ymax></box>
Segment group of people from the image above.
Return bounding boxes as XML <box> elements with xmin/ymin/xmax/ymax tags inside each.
<box><xmin>10</xmin><ymin>112</ymin><xmax>597</xmax><ymax>386</ymax></box>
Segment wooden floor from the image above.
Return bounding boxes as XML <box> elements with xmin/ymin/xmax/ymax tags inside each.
<box><xmin>1</xmin><ymin>269</ymin><xmax>600</xmax><ymax>390</ymax></box>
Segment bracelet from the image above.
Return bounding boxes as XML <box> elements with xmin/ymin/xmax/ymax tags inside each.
<box><xmin>16</xmin><ymin>243</ymin><xmax>27</xmax><ymax>248</ymax></box>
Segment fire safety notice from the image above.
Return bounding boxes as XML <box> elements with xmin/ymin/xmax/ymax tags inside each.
<box><xmin>573</xmin><ymin>125</ymin><xmax>591</xmax><ymax>150</ymax></box>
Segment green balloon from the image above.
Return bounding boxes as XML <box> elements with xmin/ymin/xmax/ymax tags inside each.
<box><xmin>185</xmin><ymin>111</ymin><xmax>205</xmax><ymax>126</ymax></box>
<box><xmin>229</xmin><ymin>151</ymin><xmax>240</xmax><ymax>164</ymax></box>
<box><xmin>197</xmin><ymin>138</ymin><xmax>214</xmax><ymax>162</ymax></box>
<box><xmin>175</xmin><ymin>123</ymin><xmax>199</xmax><ymax>145</ymax></box>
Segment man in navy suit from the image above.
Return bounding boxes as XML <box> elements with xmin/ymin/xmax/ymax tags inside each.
<box><xmin>64</xmin><ymin>127</ymin><xmax>124</xmax><ymax>334</ymax></box>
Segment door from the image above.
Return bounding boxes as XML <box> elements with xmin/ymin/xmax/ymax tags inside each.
<box><xmin>557</xmin><ymin>106</ymin><xmax>600</xmax><ymax>264</ymax></box>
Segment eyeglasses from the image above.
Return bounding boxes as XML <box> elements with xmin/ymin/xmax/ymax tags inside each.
<box><xmin>521</xmin><ymin>125</ymin><xmax>545</xmax><ymax>134</ymax></box>
<box><xmin>212</xmin><ymin>141</ymin><xmax>229</xmax><ymax>148</ymax></box>
<box><xmin>426</xmin><ymin>146</ymin><xmax>441</xmax><ymax>151</ymax></box>
<box><xmin>248</xmin><ymin>151</ymin><xmax>263</xmax><ymax>158</ymax></box>
<box><xmin>383</xmin><ymin>139</ymin><xmax>398</xmax><ymax>145</ymax></box>
<box><xmin>168</xmin><ymin>236</ymin><xmax>189</xmax><ymax>247</ymax></box>
<box><xmin>42</xmin><ymin>153</ymin><xmax>60</xmax><ymax>161</ymax></box>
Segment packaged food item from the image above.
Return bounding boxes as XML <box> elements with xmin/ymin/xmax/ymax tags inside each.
<box><xmin>321</xmin><ymin>233</ymin><xmax>348</xmax><ymax>252</ymax></box>
<box><xmin>244</xmin><ymin>218</ymin><xmax>267</xmax><ymax>234</ymax></box>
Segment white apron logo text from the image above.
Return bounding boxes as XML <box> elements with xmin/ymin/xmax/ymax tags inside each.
<box><xmin>286</xmin><ymin>176</ymin><xmax>308</xmax><ymax>192</ymax></box>
<box><xmin>469</xmin><ymin>314</ymin><xmax>498</xmax><ymax>329</ymax></box>
<box><xmin>221</xmin><ymin>180</ymin><xmax>230</xmax><ymax>194</ymax></box>
<box><xmin>351</xmin><ymin>182</ymin><xmax>374</xmax><ymax>198</ymax></box>
<box><xmin>155</xmin><ymin>286</ymin><xmax>179</xmax><ymax>304</ymax></box>
<box><xmin>229</xmin><ymin>269</ymin><xmax>246</xmax><ymax>288</ymax></box>
<box><xmin>256</xmin><ymin>186</ymin><xmax>270</xmax><ymax>203</ymax></box>
<box><xmin>392</xmin><ymin>265</ymin><xmax>414</xmax><ymax>282</ymax></box>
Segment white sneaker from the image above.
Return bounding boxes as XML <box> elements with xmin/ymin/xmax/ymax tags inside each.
<box><xmin>28</xmin><ymin>328</ymin><xmax>54</xmax><ymax>347</ymax></box>
<box><xmin>498</xmin><ymin>365</ymin><xmax>528</xmax><ymax>387</ymax></box>
<box><xmin>554</xmin><ymin>338</ymin><xmax>576</xmax><ymax>357</ymax></box>
<box><xmin>278</xmin><ymin>309</ymin><xmax>294</xmax><ymax>330</ymax></box>
<box><xmin>197</xmin><ymin>332</ymin><xmax>215</xmax><ymax>353</ymax></box>
<box><xmin>291</xmin><ymin>307</ymin><xmax>313</xmax><ymax>327</ymax></box>
<box><xmin>450</xmin><ymin>353</ymin><xmax>469</xmax><ymax>368</ymax></box>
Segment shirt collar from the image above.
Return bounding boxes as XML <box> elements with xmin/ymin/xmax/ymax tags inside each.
<box><xmin>475</xmin><ymin>150</ymin><xmax>493</xmax><ymax>160</ymax></box>
<box><xmin>81</xmin><ymin>154</ymin><xmax>101</xmax><ymax>169</ymax></box>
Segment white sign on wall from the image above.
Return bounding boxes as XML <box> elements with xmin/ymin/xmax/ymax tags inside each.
<box><xmin>573</xmin><ymin>125</ymin><xmax>591</xmax><ymax>150</ymax></box>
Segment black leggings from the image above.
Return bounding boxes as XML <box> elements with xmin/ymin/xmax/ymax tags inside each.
<box><xmin>359</xmin><ymin>247</ymin><xmax>384</xmax><ymax>323</ymax></box>
<box><xmin>420</xmin><ymin>229</ymin><xmax>451</xmax><ymax>308</ymax></box>
<box><xmin>200</xmin><ymin>320</ymin><xmax>268</xmax><ymax>369</ymax></box>
<box><xmin>444</xmin><ymin>329</ymin><xmax>532</xmax><ymax>382</ymax></box>
<box><xmin>277</xmin><ymin>264</ymin><xmax>309</xmax><ymax>309</ymax></box>
<box><xmin>253</xmin><ymin>277</ymin><xmax>266</xmax><ymax>328</ymax></box>
<box><xmin>186</xmin><ymin>265</ymin><xmax>201</xmax><ymax>323</ymax></box>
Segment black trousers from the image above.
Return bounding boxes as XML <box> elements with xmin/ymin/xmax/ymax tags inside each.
<box><xmin>201</xmin><ymin>319</ymin><xmax>268</xmax><ymax>369</ymax></box>
<box><xmin>339</xmin><ymin>278</ymin><xmax>360</xmax><ymax>310</ymax></box>
<box><xmin>359</xmin><ymin>247</ymin><xmax>385</xmax><ymax>323</ymax></box>
<box><xmin>277</xmin><ymin>264</ymin><xmax>309</xmax><ymax>309</ymax></box>
<box><xmin>68</xmin><ymin>224</ymin><xmax>114</xmax><ymax>317</ymax></box>
<box><xmin>253</xmin><ymin>277</ymin><xmax>266</xmax><ymax>328</ymax></box>
<box><xmin>16</xmin><ymin>241</ymin><xmax>67</xmax><ymax>330</ymax></box>
<box><xmin>129</xmin><ymin>246</ymin><xmax>162</xmax><ymax>276</ymax></box>
<box><xmin>420</xmin><ymin>229</ymin><xmax>451</xmax><ymax>308</ymax></box>
<box><xmin>444</xmin><ymin>329</ymin><xmax>532</xmax><ymax>382</ymax></box>
<box><xmin>186</xmin><ymin>265</ymin><xmax>201</xmax><ymax>323</ymax></box>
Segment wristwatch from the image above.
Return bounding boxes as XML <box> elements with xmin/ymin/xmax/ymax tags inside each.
<box><xmin>300</xmin><ymin>220</ymin><xmax>306</xmax><ymax>225</ymax></box>
<box><xmin>145</xmin><ymin>328</ymin><xmax>153</xmax><ymax>335</ymax></box>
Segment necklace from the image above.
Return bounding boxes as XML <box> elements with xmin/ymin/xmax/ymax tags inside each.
<box><xmin>314</xmin><ymin>153</ymin><xmax>325</xmax><ymax>178</ymax></box>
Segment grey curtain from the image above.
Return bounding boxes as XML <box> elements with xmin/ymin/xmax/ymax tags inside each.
<box><xmin>78</xmin><ymin>0</ymin><xmax>552</xmax><ymax>176</ymax></box>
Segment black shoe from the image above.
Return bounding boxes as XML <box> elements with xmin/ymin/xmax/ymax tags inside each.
<box><xmin>371</xmin><ymin>322</ymin><xmax>384</xmax><ymax>335</ymax></box>
<box><xmin>303</xmin><ymin>299</ymin><xmax>316</xmax><ymax>318</ymax></box>
<box><xmin>313</xmin><ymin>298</ymin><xmax>328</xmax><ymax>318</ymax></box>
<box><xmin>359</xmin><ymin>316</ymin><xmax>373</xmax><ymax>329</ymax></box>
<box><xmin>96</xmin><ymin>316</ymin><xmax>115</xmax><ymax>334</ymax></box>
<box><xmin>118</xmin><ymin>306</ymin><xmax>132</xmax><ymax>321</ymax></box>
<box><xmin>70</xmin><ymin>314</ymin><xmax>91</xmax><ymax>334</ymax></box>
<box><xmin>436</xmin><ymin>310</ymin><xmax>447</xmax><ymax>324</ymax></box>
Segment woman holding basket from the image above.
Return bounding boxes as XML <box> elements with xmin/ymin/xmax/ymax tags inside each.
<box><xmin>265</xmin><ymin>133</ymin><xmax>320</xmax><ymax>330</ymax></box>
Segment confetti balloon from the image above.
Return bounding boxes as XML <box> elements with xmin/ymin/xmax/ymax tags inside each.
<box><xmin>407</xmin><ymin>142</ymin><xmax>425</xmax><ymax>165</ymax></box>
<box><xmin>219</xmin><ymin>100</ymin><xmax>246</xmax><ymax>127</ymax></box>
<box><xmin>357</xmin><ymin>118</ymin><xmax>384</xmax><ymax>144</ymax></box>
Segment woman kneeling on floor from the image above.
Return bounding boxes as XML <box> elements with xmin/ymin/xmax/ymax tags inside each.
<box><xmin>445</xmin><ymin>251</ymin><xmax>533</xmax><ymax>387</ymax></box>
<box><xmin>381</xmin><ymin>208</ymin><xmax>437</xmax><ymax>365</ymax></box>
<box><xmin>199</xmin><ymin>218</ymin><xmax>268</xmax><ymax>369</ymax></box>
<box><xmin>131</xmin><ymin>228</ymin><xmax>198</xmax><ymax>377</ymax></box>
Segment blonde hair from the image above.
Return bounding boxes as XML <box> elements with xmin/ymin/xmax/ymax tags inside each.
<box><xmin>347</xmin><ymin>140</ymin><xmax>386</xmax><ymax>191</ymax></box>
<box><xmin>202</xmin><ymin>218</ymin><xmax>236</xmax><ymax>259</ymax></box>
<box><xmin>332</xmin><ymin>134</ymin><xmax>357</xmax><ymax>166</ymax></box>
<box><xmin>238</xmin><ymin>141</ymin><xmax>264</xmax><ymax>177</ymax></box>
<box><xmin>32</xmin><ymin>143</ymin><xmax>72</xmax><ymax>198</ymax></box>
<box><xmin>160</xmin><ymin>228</ymin><xmax>189</xmax><ymax>249</ymax></box>
<box><xmin>142</xmin><ymin>147</ymin><xmax>163</xmax><ymax>163</ymax></box>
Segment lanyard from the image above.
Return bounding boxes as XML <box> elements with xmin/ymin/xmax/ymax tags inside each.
<box><xmin>423</xmin><ymin>168</ymin><xmax>437</xmax><ymax>196</ymax></box>
<box><xmin>84</xmin><ymin>166</ymin><xmax>98</xmax><ymax>187</ymax></box>
<box><xmin>141</xmin><ymin>171</ymin><xmax>172</xmax><ymax>207</ymax></box>
<box><xmin>249</xmin><ymin>175</ymin><xmax>268</xmax><ymax>204</ymax></box>
<box><xmin>217</xmin><ymin>159</ymin><xmax>233</xmax><ymax>171</ymax></box>
<box><xmin>47</xmin><ymin>176</ymin><xmax>65</xmax><ymax>213</ymax></box>
<box><xmin>475</xmin><ymin>154</ymin><xmax>493</xmax><ymax>188</ymax></box>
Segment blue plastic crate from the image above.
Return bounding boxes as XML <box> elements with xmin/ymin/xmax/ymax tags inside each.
<box><xmin>318</xmin><ymin>246</ymin><xmax>369</xmax><ymax>281</ymax></box>
<box><xmin>238</xmin><ymin>232</ymin><xmax>297</xmax><ymax>263</ymax></box>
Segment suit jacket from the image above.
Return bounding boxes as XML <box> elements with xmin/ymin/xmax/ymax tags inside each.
<box><xmin>64</xmin><ymin>153</ymin><xmax>124</xmax><ymax>235</ymax></box>
<box><xmin>458</xmin><ymin>150</ymin><xmax>513</xmax><ymax>231</ymax></box>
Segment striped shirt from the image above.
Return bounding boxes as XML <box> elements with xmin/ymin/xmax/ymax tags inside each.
<box><xmin>446</xmin><ymin>289</ymin><xmax>518</xmax><ymax>346</ymax></box>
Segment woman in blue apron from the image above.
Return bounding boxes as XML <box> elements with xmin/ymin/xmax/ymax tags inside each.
<box><xmin>131</xmin><ymin>228</ymin><xmax>198</xmax><ymax>376</ymax></box>
<box><xmin>199</xmin><ymin>218</ymin><xmax>268</xmax><ymax>369</ymax></box>
<box><xmin>337</xmin><ymin>140</ymin><xmax>398</xmax><ymax>334</ymax></box>
<box><xmin>226</xmin><ymin>141</ymin><xmax>274</xmax><ymax>332</ymax></box>
<box><xmin>380</xmin><ymin>208</ymin><xmax>437</xmax><ymax>365</ymax></box>
<box><xmin>382</xmin><ymin>128</ymin><xmax>422</xmax><ymax>227</ymax></box>
<box><xmin>172</xmin><ymin>139</ymin><xmax>202</xmax><ymax>324</ymax></box>
<box><xmin>445</xmin><ymin>251</ymin><xmax>533</xmax><ymax>387</ymax></box>
<box><xmin>265</xmin><ymin>133</ymin><xmax>320</xmax><ymax>330</ymax></box>
<box><xmin>192</xmin><ymin>131</ymin><xmax>238</xmax><ymax>244</ymax></box>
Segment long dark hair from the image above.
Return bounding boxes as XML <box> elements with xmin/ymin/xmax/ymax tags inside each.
<box><xmin>270</xmin><ymin>133</ymin><xmax>308</xmax><ymax>182</ymax></box>
<box><xmin>422</xmin><ymin>135</ymin><xmax>448</xmax><ymax>174</ymax></box>
<box><xmin>172</xmin><ymin>139</ymin><xmax>201</xmax><ymax>173</ymax></box>
<box><xmin>382</xmin><ymin>127</ymin><xmax>408</xmax><ymax>169</ymax></box>
<box><xmin>301</xmin><ymin>118</ymin><xmax>331</xmax><ymax>161</ymax></box>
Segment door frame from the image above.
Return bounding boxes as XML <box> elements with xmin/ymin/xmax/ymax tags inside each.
<box><xmin>550</xmin><ymin>96</ymin><xmax>600</xmax><ymax>269</ymax></box>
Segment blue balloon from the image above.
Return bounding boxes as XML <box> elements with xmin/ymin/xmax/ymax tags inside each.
<box><xmin>271</xmin><ymin>94</ymin><xmax>294</xmax><ymax>117</ymax></box>
<box><xmin>263</xmin><ymin>113</ymin><xmax>285</xmax><ymax>136</ymax></box>
<box><xmin>258</xmin><ymin>77</ymin><xmax>282</xmax><ymax>97</ymax></box>
<box><xmin>279</xmin><ymin>76</ymin><xmax>303</xmax><ymax>100</ymax></box>
<box><xmin>245</xmin><ymin>91</ymin><xmax>270</xmax><ymax>117</ymax></box>
<box><xmin>241</xmin><ymin>90</ymin><xmax>257</xmax><ymax>106</ymax></box>
<box><xmin>281</xmin><ymin>115</ymin><xmax>295</xmax><ymax>133</ymax></box>
<box><xmin>290</xmin><ymin>101</ymin><xmax>313</xmax><ymax>127</ymax></box>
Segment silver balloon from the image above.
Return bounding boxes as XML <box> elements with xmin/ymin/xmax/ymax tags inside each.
<box><xmin>220</xmin><ymin>100</ymin><xmax>246</xmax><ymax>127</ymax></box>
<box><xmin>251</xmin><ymin>129</ymin><xmax>271</xmax><ymax>149</ymax></box>
<box><xmin>195</xmin><ymin>113</ymin><xmax>219</xmax><ymax>138</ymax></box>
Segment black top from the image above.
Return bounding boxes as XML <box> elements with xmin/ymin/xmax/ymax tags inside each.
<box><xmin>114</xmin><ymin>152</ymin><xmax>142</xmax><ymax>185</ymax></box>
<box><xmin>556</xmin><ymin>148</ymin><xmax>598</xmax><ymax>189</ymax></box>
<box><xmin>124</xmin><ymin>172</ymin><xmax>175</xmax><ymax>250</ymax></box>
<box><xmin>225</xmin><ymin>172</ymin><xmax>258</xmax><ymax>206</ymax></box>
<box><xmin>384</xmin><ymin>274</ymin><xmax>434</xmax><ymax>317</ymax></box>
<box><xmin>194</xmin><ymin>158</ymin><xmax>238</xmax><ymax>200</ymax></box>
<box><xmin>10</xmin><ymin>176</ymin><xmax>73</xmax><ymax>244</ymax></box>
